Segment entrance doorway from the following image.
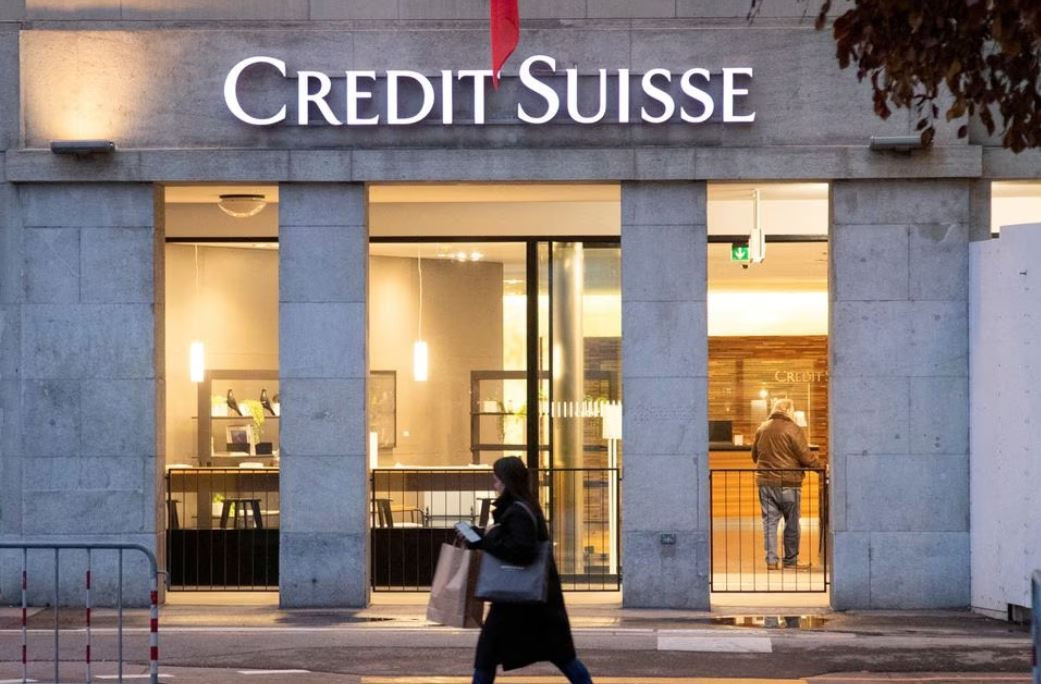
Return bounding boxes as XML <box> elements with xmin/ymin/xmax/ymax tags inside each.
<box><xmin>366</xmin><ymin>184</ymin><xmax>622</xmax><ymax>591</ymax></box>
<box><xmin>705</xmin><ymin>182</ymin><xmax>830</xmax><ymax>598</ymax></box>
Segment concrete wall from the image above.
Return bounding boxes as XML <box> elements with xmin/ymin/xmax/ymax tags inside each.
<box><xmin>829</xmin><ymin>180</ymin><xmax>971</xmax><ymax>609</ymax></box>
<box><xmin>278</xmin><ymin>183</ymin><xmax>368</xmax><ymax>607</ymax></box>
<box><xmin>621</xmin><ymin>181</ymin><xmax>708</xmax><ymax>608</ymax></box>
<box><xmin>969</xmin><ymin>223</ymin><xmax>1041</xmax><ymax>616</ymax></box>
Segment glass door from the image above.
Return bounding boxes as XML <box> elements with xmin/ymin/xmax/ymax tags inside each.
<box><xmin>537</xmin><ymin>241</ymin><xmax>621</xmax><ymax>588</ymax></box>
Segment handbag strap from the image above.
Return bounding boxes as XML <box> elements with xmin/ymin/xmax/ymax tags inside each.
<box><xmin>512</xmin><ymin>501</ymin><xmax>542</xmax><ymax>537</ymax></box>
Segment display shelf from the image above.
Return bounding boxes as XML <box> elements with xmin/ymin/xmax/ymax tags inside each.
<box><xmin>470</xmin><ymin>369</ymin><xmax>619</xmax><ymax>465</ymax></box>
<box><xmin>196</xmin><ymin>369</ymin><xmax>280</xmax><ymax>466</ymax></box>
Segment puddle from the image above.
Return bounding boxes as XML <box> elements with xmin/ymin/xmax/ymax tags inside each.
<box><xmin>276</xmin><ymin>613</ymin><xmax>401</xmax><ymax>624</ymax></box>
<box><xmin>712</xmin><ymin>615</ymin><xmax>830</xmax><ymax>629</ymax></box>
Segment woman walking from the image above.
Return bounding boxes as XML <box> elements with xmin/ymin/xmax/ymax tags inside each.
<box><xmin>462</xmin><ymin>456</ymin><xmax>594</xmax><ymax>684</ymax></box>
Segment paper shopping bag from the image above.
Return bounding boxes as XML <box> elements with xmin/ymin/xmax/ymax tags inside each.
<box><xmin>426</xmin><ymin>543</ymin><xmax>483</xmax><ymax>628</ymax></box>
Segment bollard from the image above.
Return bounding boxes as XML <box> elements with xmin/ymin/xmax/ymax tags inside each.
<box><xmin>150</xmin><ymin>575</ymin><xmax>160</xmax><ymax>683</ymax></box>
<box><xmin>21</xmin><ymin>549</ymin><xmax>27</xmax><ymax>684</ymax></box>
<box><xmin>86</xmin><ymin>548</ymin><xmax>92</xmax><ymax>683</ymax></box>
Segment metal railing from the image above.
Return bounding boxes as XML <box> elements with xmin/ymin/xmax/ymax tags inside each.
<box><xmin>538</xmin><ymin>468</ymin><xmax>621</xmax><ymax>591</ymax></box>
<box><xmin>1032</xmin><ymin>569</ymin><xmax>1040</xmax><ymax>684</ymax></box>
<box><xmin>709</xmin><ymin>468</ymin><xmax>829</xmax><ymax>592</ymax></box>
<box><xmin>166</xmin><ymin>468</ymin><xmax>279</xmax><ymax>590</ymax></box>
<box><xmin>0</xmin><ymin>542</ymin><xmax>162</xmax><ymax>684</ymax></box>
<box><xmin>371</xmin><ymin>467</ymin><xmax>621</xmax><ymax>591</ymax></box>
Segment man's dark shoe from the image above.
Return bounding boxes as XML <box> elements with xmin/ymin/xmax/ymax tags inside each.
<box><xmin>783</xmin><ymin>561</ymin><xmax>812</xmax><ymax>570</ymax></box>
<box><xmin>767</xmin><ymin>562</ymin><xmax>780</xmax><ymax>570</ymax></box>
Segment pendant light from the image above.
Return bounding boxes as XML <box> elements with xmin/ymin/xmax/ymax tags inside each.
<box><xmin>189</xmin><ymin>244</ymin><xmax>206</xmax><ymax>383</ymax></box>
<box><xmin>749</xmin><ymin>188</ymin><xmax>766</xmax><ymax>264</ymax></box>
<box><xmin>413</xmin><ymin>246</ymin><xmax>428</xmax><ymax>382</ymax></box>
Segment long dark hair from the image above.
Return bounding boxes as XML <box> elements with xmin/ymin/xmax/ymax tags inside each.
<box><xmin>492</xmin><ymin>456</ymin><xmax>544</xmax><ymax>519</ymax></box>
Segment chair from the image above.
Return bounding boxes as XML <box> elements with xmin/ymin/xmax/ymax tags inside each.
<box><xmin>371</xmin><ymin>498</ymin><xmax>424</xmax><ymax>528</ymax></box>
<box><xmin>478</xmin><ymin>497</ymin><xmax>495</xmax><ymax>527</ymax></box>
<box><xmin>167</xmin><ymin>499</ymin><xmax>181</xmax><ymax>530</ymax></box>
<box><xmin>219</xmin><ymin>498</ymin><xmax>264</xmax><ymax>529</ymax></box>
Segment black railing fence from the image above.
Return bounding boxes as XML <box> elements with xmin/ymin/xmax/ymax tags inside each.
<box><xmin>165</xmin><ymin>468</ymin><xmax>279</xmax><ymax>590</ymax></box>
<box><xmin>371</xmin><ymin>467</ymin><xmax>621</xmax><ymax>591</ymax></box>
<box><xmin>709</xmin><ymin>467</ymin><xmax>829</xmax><ymax>592</ymax></box>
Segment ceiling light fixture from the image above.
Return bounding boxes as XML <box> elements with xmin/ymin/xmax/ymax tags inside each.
<box><xmin>218</xmin><ymin>193</ymin><xmax>268</xmax><ymax>218</ymax></box>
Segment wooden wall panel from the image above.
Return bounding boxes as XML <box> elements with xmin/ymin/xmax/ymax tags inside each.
<box><xmin>708</xmin><ymin>335</ymin><xmax>828</xmax><ymax>463</ymax></box>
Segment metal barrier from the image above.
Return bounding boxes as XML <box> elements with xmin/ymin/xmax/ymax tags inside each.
<box><xmin>371</xmin><ymin>467</ymin><xmax>621</xmax><ymax>591</ymax></box>
<box><xmin>709</xmin><ymin>468</ymin><xmax>829</xmax><ymax>592</ymax></box>
<box><xmin>166</xmin><ymin>468</ymin><xmax>279</xmax><ymax>590</ymax></box>
<box><xmin>1032</xmin><ymin>569</ymin><xmax>1040</xmax><ymax>684</ymax></box>
<box><xmin>0</xmin><ymin>542</ymin><xmax>162</xmax><ymax>684</ymax></box>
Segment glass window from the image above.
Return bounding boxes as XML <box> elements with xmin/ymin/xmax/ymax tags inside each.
<box><xmin>368</xmin><ymin>242</ymin><xmax>528</xmax><ymax>467</ymax></box>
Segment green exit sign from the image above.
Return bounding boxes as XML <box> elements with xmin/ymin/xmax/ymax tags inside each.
<box><xmin>731</xmin><ymin>243</ymin><xmax>750</xmax><ymax>261</ymax></box>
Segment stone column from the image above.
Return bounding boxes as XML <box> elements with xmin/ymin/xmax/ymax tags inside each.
<box><xmin>830</xmin><ymin>180</ymin><xmax>970</xmax><ymax>609</ymax></box>
<box><xmin>3</xmin><ymin>183</ymin><xmax>158</xmax><ymax>605</ymax></box>
<box><xmin>0</xmin><ymin>183</ymin><xmax>23</xmax><ymax>550</ymax></box>
<box><xmin>279</xmin><ymin>183</ymin><xmax>368</xmax><ymax>608</ymax></box>
<box><xmin>551</xmin><ymin>242</ymin><xmax>585</xmax><ymax>573</ymax></box>
<box><xmin>620</xmin><ymin>182</ymin><xmax>708</xmax><ymax>609</ymax></box>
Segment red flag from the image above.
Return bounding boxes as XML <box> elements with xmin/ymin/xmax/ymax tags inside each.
<box><xmin>490</xmin><ymin>0</ymin><xmax>519</xmax><ymax>89</ymax></box>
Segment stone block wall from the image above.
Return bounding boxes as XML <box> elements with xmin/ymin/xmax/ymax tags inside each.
<box><xmin>620</xmin><ymin>181</ymin><xmax>708</xmax><ymax>608</ymax></box>
<box><xmin>19</xmin><ymin>0</ymin><xmax>851</xmax><ymax>21</ymax></box>
<box><xmin>0</xmin><ymin>183</ymin><xmax>158</xmax><ymax>606</ymax></box>
<box><xmin>278</xmin><ymin>183</ymin><xmax>368</xmax><ymax>607</ymax></box>
<box><xmin>830</xmin><ymin>179</ymin><xmax>971</xmax><ymax>609</ymax></box>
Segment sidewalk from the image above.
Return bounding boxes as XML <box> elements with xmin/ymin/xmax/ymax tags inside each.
<box><xmin>4</xmin><ymin>590</ymin><xmax>1026</xmax><ymax>648</ymax></box>
<box><xmin>0</xmin><ymin>593</ymin><xmax>1030</xmax><ymax>683</ymax></box>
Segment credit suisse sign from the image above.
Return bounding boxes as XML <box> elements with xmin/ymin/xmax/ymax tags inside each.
<box><xmin>224</xmin><ymin>55</ymin><xmax>756</xmax><ymax>127</ymax></box>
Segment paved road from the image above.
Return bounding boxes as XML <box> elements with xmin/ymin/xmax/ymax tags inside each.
<box><xmin>0</xmin><ymin>605</ymin><xmax>1031</xmax><ymax>683</ymax></box>
<box><xmin>0</xmin><ymin>625</ymin><xmax>1030</xmax><ymax>682</ymax></box>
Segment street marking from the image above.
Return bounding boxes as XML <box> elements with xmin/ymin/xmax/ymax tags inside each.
<box><xmin>0</xmin><ymin>679</ymin><xmax>36</xmax><ymax>683</ymax></box>
<box><xmin>816</xmin><ymin>674</ymin><xmax>1028</xmax><ymax>678</ymax></box>
<box><xmin>657</xmin><ymin>635</ymin><xmax>773</xmax><ymax>653</ymax></box>
<box><xmin>97</xmin><ymin>675</ymin><xmax>173</xmax><ymax>680</ymax></box>
<box><xmin>364</xmin><ymin>674</ymin><xmax>803</xmax><ymax>678</ymax></box>
<box><xmin>238</xmin><ymin>670</ymin><xmax>313</xmax><ymax>675</ymax></box>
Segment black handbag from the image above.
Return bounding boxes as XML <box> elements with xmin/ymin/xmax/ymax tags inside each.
<box><xmin>474</xmin><ymin>502</ymin><xmax>551</xmax><ymax>603</ymax></box>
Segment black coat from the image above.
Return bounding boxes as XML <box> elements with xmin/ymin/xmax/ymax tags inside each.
<box><xmin>471</xmin><ymin>493</ymin><xmax>577</xmax><ymax>672</ymax></box>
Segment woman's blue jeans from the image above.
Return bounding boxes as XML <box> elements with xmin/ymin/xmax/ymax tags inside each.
<box><xmin>473</xmin><ymin>658</ymin><xmax>592</xmax><ymax>684</ymax></box>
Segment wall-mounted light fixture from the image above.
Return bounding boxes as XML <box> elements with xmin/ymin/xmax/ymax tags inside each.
<box><xmin>868</xmin><ymin>135</ymin><xmax>925</xmax><ymax>153</ymax></box>
<box><xmin>50</xmin><ymin>140</ymin><xmax>116</xmax><ymax>156</ymax></box>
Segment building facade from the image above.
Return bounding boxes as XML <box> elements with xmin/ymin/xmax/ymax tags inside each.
<box><xmin>0</xmin><ymin>0</ymin><xmax>1037</xmax><ymax>614</ymax></box>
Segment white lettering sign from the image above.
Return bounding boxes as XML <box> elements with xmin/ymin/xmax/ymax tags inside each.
<box><xmin>224</xmin><ymin>54</ymin><xmax>755</xmax><ymax>127</ymax></box>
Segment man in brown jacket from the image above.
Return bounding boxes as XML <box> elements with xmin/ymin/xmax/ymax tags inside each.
<box><xmin>751</xmin><ymin>398</ymin><xmax>823</xmax><ymax>570</ymax></box>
